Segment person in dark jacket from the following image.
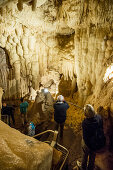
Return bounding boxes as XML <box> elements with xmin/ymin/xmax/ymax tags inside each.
<box><xmin>54</xmin><ymin>95</ymin><xmax>69</xmax><ymax>138</ymax></box>
<box><xmin>1</xmin><ymin>102</ymin><xmax>15</xmax><ymax>126</ymax></box>
<box><xmin>79</xmin><ymin>104</ymin><xmax>105</xmax><ymax>170</ymax></box>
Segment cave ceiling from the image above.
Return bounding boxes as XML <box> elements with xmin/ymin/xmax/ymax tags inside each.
<box><xmin>0</xmin><ymin>0</ymin><xmax>112</xmax><ymax>104</ymax></box>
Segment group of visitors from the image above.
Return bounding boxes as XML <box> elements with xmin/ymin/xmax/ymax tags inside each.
<box><xmin>1</xmin><ymin>90</ymin><xmax>111</xmax><ymax>170</ymax></box>
<box><xmin>20</xmin><ymin>97</ymin><xmax>35</xmax><ymax>136</ymax></box>
<box><xmin>1</xmin><ymin>97</ymin><xmax>35</xmax><ymax>136</ymax></box>
<box><xmin>53</xmin><ymin>96</ymin><xmax>106</xmax><ymax>170</ymax></box>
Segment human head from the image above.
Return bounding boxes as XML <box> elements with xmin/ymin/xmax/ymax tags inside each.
<box><xmin>41</xmin><ymin>89</ymin><xmax>44</xmax><ymax>93</ymax></box>
<box><xmin>84</xmin><ymin>104</ymin><xmax>95</xmax><ymax>118</ymax></box>
<box><xmin>3</xmin><ymin>102</ymin><xmax>7</xmax><ymax>107</ymax></box>
<box><xmin>57</xmin><ymin>95</ymin><xmax>64</xmax><ymax>102</ymax></box>
<box><xmin>20</xmin><ymin>97</ymin><xmax>24</xmax><ymax>102</ymax></box>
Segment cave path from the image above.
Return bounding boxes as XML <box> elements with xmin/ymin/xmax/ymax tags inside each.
<box><xmin>9</xmin><ymin>106</ymin><xmax>113</xmax><ymax>170</ymax></box>
<box><xmin>40</xmin><ymin>121</ymin><xmax>113</xmax><ymax>170</ymax></box>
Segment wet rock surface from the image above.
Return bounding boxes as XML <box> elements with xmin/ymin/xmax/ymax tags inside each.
<box><xmin>0</xmin><ymin>120</ymin><xmax>53</xmax><ymax>170</ymax></box>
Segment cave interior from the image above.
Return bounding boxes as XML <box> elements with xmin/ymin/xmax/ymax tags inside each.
<box><xmin>0</xmin><ymin>0</ymin><xmax>113</xmax><ymax>170</ymax></box>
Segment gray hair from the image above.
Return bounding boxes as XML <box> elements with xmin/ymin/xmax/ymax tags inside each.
<box><xmin>57</xmin><ymin>95</ymin><xmax>64</xmax><ymax>102</ymax></box>
<box><xmin>84</xmin><ymin>104</ymin><xmax>95</xmax><ymax>118</ymax></box>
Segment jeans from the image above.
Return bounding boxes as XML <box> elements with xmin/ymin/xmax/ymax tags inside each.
<box><xmin>81</xmin><ymin>140</ymin><xmax>96</xmax><ymax>170</ymax></box>
<box><xmin>54</xmin><ymin>121</ymin><xmax>65</xmax><ymax>138</ymax></box>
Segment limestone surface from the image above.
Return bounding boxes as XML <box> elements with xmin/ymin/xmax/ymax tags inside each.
<box><xmin>0</xmin><ymin>0</ymin><xmax>112</xmax><ymax>106</ymax></box>
<box><xmin>0</xmin><ymin>120</ymin><xmax>53</xmax><ymax>170</ymax></box>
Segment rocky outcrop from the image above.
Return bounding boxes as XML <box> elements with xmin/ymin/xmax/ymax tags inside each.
<box><xmin>0</xmin><ymin>0</ymin><xmax>112</xmax><ymax>105</ymax></box>
<box><xmin>28</xmin><ymin>90</ymin><xmax>54</xmax><ymax>124</ymax></box>
<box><xmin>0</xmin><ymin>120</ymin><xmax>53</xmax><ymax>170</ymax></box>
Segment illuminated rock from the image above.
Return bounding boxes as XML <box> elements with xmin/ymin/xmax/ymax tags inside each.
<box><xmin>0</xmin><ymin>120</ymin><xmax>53</xmax><ymax>170</ymax></box>
<box><xmin>0</xmin><ymin>0</ymin><xmax>112</xmax><ymax>105</ymax></box>
<box><xmin>28</xmin><ymin>90</ymin><xmax>54</xmax><ymax>123</ymax></box>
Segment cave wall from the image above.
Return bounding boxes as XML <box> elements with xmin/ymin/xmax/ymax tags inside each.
<box><xmin>0</xmin><ymin>87</ymin><xmax>3</xmax><ymax>119</ymax></box>
<box><xmin>0</xmin><ymin>0</ymin><xmax>112</xmax><ymax>104</ymax></box>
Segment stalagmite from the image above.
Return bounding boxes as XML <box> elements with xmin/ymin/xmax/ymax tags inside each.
<box><xmin>0</xmin><ymin>0</ymin><xmax>112</xmax><ymax>102</ymax></box>
<box><xmin>0</xmin><ymin>1</ymin><xmax>112</xmax><ymax>169</ymax></box>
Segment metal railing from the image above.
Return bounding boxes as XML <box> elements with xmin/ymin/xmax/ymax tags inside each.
<box><xmin>33</xmin><ymin>130</ymin><xmax>69</xmax><ymax>170</ymax></box>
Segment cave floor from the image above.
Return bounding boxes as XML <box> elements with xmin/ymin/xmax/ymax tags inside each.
<box><xmin>39</xmin><ymin>121</ymin><xmax>113</xmax><ymax>170</ymax></box>
<box><xmin>9</xmin><ymin>109</ymin><xmax>113</xmax><ymax>170</ymax></box>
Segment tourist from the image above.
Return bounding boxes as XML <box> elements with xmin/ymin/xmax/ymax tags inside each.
<box><xmin>1</xmin><ymin>102</ymin><xmax>15</xmax><ymax>126</ymax></box>
<box><xmin>54</xmin><ymin>95</ymin><xmax>69</xmax><ymax>138</ymax></box>
<box><xmin>28</xmin><ymin>122</ymin><xmax>35</xmax><ymax>136</ymax></box>
<box><xmin>20</xmin><ymin>97</ymin><xmax>29</xmax><ymax>125</ymax></box>
<box><xmin>78</xmin><ymin>104</ymin><xmax>106</xmax><ymax>170</ymax></box>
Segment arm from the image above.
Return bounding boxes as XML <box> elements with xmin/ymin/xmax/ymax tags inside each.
<box><xmin>64</xmin><ymin>101</ymin><xmax>69</xmax><ymax>109</ymax></box>
<box><xmin>25</xmin><ymin>101</ymin><xmax>29</xmax><ymax>108</ymax></box>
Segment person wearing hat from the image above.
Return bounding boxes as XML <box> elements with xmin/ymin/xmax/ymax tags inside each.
<box><xmin>78</xmin><ymin>104</ymin><xmax>106</xmax><ymax>170</ymax></box>
<box><xmin>54</xmin><ymin>95</ymin><xmax>69</xmax><ymax>138</ymax></box>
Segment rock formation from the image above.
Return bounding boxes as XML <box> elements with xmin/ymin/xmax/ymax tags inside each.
<box><xmin>0</xmin><ymin>2</ymin><xmax>112</xmax><ymax>169</ymax></box>
<box><xmin>28</xmin><ymin>90</ymin><xmax>54</xmax><ymax>125</ymax></box>
<box><xmin>0</xmin><ymin>120</ymin><xmax>53</xmax><ymax>170</ymax></box>
<box><xmin>0</xmin><ymin>0</ymin><xmax>112</xmax><ymax>108</ymax></box>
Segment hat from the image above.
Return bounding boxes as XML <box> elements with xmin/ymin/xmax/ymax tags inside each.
<box><xmin>84</xmin><ymin>104</ymin><xmax>95</xmax><ymax>118</ymax></box>
<box><xmin>57</xmin><ymin>95</ymin><xmax>64</xmax><ymax>102</ymax></box>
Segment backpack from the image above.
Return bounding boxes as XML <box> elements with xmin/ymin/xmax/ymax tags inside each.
<box><xmin>95</xmin><ymin>128</ymin><xmax>106</xmax><ymax>151</ymax></box>
<box><xmin>90</xmin><ymin>124</ymin><xmax>106</xmax><ymax>151</ymax></box>
<box><xmin>29</xmin><ymin>122</ymin><xmax>35</xmax><ymax>130</ymax></box>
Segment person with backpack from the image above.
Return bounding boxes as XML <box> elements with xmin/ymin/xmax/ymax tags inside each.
<box><xmin>28</xmin><ymin>122</ymin><xmax>35</xmax><ymax>136</ymax></box>
<box><xmin>20</xmin><ymin>97</ymin><xmax>29</xmax><ymax>125</ymax></box>
<box><xmin>77</xmin><ymin>104</ymin><xmax>106</xmax><ymax>170</ymax></box>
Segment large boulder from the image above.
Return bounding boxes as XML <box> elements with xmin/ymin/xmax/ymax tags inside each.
<box><xmin>0</xmin><ymin>120</ymin><xmax>53</xmax><ymax>170</ymax></box>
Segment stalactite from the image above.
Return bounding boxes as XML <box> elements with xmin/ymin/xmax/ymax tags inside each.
<box><xmin>17</xmin><ymin>0</ymin><xmax>23</xmax><ymax>11</ymax></box>
<box><xmin>32</xmin><ymin>0</ymin><xmax>37</xmax><ymax>11</ymax></box>
<box><xmin>0</xmin><ymin>0</ymin><xmax>112</xmax><ymax>100</ymax></box>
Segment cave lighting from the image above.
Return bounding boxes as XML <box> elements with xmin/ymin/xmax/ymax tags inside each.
<box><xmin>44</xmin><ymin>88</ymin><xmax>49</xmax><ymax>93</ymax></box>
<box><xmin>103</xmin><ymin>64</ymin><xmax>113</xmax><ymax>82</ymax></box>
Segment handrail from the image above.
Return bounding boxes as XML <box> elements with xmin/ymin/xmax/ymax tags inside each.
<box><xmin>57</xmin><ymin>143</ymin><xmax>69</xmax><ymax>170</ymax></box>
<box><xmin>33</xmin><ymin>130</ymin><xmax>69</xmax><ymax>170</ymax></box>
<box><xmin>33</xmin><ymin>129</ymin><xmax>55</xmax><ymax>138</ymax></box>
